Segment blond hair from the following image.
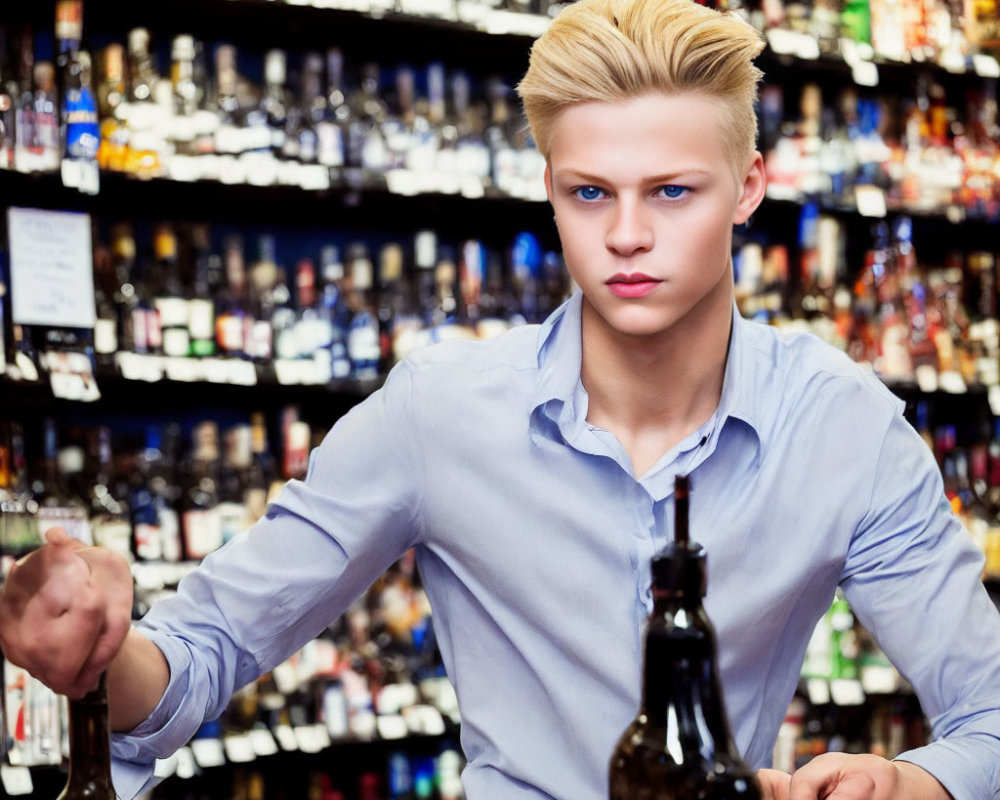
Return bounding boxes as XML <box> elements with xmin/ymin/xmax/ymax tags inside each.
<box><xmin>517</xmin><ymin>0</ymin><xmax>765</xmax><ymax>175</ymax></box>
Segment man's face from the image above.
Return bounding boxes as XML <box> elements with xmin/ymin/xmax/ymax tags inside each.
<box><xmin>545</xmin><ymin>93</ymin><xmax>763</xmax><ymax>343</ymax></box>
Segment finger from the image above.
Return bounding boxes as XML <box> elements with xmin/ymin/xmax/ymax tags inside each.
<box><xmin>756</xmin><ymin>769</ymin><xmax>791</xmax><ymax>800</ymax></box>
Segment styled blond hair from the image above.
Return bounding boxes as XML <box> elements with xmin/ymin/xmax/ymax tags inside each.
<box><xmin>517</xmin><ymin>0</ymin><xmax>765</xmax><ymax>175</ymax></box>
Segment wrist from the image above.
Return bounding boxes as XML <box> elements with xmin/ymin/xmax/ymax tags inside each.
<box><xmin>893</xmin><ymin>759</ymin><xmax>954</xmax><ymax>800</ymax></box>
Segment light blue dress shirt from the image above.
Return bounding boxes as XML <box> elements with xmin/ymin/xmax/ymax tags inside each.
<box><xmin>112</xmin><ymin>291</ymin><xmax>1000</xmax><ymax>800</ymax></box>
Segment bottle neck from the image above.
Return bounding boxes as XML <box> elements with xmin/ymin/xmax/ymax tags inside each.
<box><xmin>64</xmin><ymin>673</ymin><xmax>113</xmax><ymax>790</ymax></box>
<box><xmin>640</xmin><ymin>597</ymin><xmax>738</xmax><ymax>762</ymax></box>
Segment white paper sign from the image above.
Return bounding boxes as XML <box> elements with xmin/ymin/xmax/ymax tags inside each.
<box><xmin>8</xmin><ymin>207</ymin><xmax>95</xmax><ymax>328</ymax></box>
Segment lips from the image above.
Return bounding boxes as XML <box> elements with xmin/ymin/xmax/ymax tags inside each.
<box><xmin>606</xmin><ymin>272</ymin><xmax>661</xmax><ymax>298</ymax></box>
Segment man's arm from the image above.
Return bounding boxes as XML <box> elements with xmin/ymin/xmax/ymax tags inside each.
<box><xmin>0</xmin><ymin>529</ymin><xmax>167</xmax><ymax>729</ymax></box>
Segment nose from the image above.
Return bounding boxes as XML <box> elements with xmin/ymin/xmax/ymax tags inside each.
<box><xmin>605</xmin><ymin>196</ymin><xmax>654</xmax><ymax>257</ymax></box>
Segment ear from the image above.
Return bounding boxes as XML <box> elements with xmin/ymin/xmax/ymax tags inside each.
<box><xmin>733</xmin><ymin>151</ymin><xmax>766</xmax><ymax>226</ymax></box>
<box><xmin>544</xmin><ymin>162</ymin><xmax>554</xmax><ymax>205</ymax></box>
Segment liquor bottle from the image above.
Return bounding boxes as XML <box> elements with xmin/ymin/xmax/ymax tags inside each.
<box><xmin>92</xmin><ymin>234</ymin><xmax>120</xmax><ymax>369</ymax></box>
<box><xmin>295</xmin><ymin>51</ymin><xmax>325</xmax><ymax>166</ymax></box>
<box><xmin>245</xmin><ymin>411</ymin><xmax>278</xmax><ymax>526</ymax></box>
<box><xmin>88</xmin><ymin>425</ymin><xmax>132</xmax><ymax>562</ymax></box>
<box><xmin>56</xmin><ymin>672</ymin><xmax>115</xmax><ymax>800</ymax></box>
<box><xmin>218</xmin><ymin>423</ymin><xmax>251</xmax><ymax>546</ymax></box>
<box><xmin>152</xmin><ymin>222</ymin><xmax>192</xmax><ymax>359</ymax></box>
<box><xmin>29</xmin><ymin>60</ymin><xmax>61</xmax><ymax>174</ymax></box>
<box><xmin>0</xmin><ymin>421</ymin><xmax>40</xmax><ymax>561</ymax></box>
<box><xmin>95</xmin><ymin>43</ymin><xmax>127</xmax><ymax>171</ymax></box>
<box><xmin>110</xmin><ymin>222</ymin><xmax>139</xmax><ymax>354</ymax></box>
<box><xmin>123</xmin><ymin>27</ymin><xmax>164</xmax><ymax>178</ymax></box>
<box><xmin>181</xmin><ymin>420</ymin><xmax>223</xmax><ymax>560</ymax></box>
<box><xmin>12</xmin><ymin>25</ymin><xmax>36</xmax><ymax>174</ymax></box>
<box><xmin>216</xmin><ymin>234</ymin><xmax>250</xmax><ymax>359</ymax></box>
<box><xmin>33</xmin><ymin>419</ymin><xmax>92</xmax><ymax>545</ymax></box>
<box><xmin>321</xmin><ymin>47</ymin><xmax>349</xmax><ymax>173</ymax></box>
<box><xmin>292</xmin><ymin>256</ymin><xmax>323</xmax><ymax>364</ymax></box>
<box><xmin>346</xmin><ymin>62</ymin><xmax>389</xmax><ymax>178</ymax></box>
<box><xmin>189</xmin><ymin>223</ymin><xmax>219</xmax><ymax>358</ymax></box>
<box><xmin>271</xmin><ymin>266</ymin><xmax>298</xmax><ymax>361</ymax></box>
<box><xmin>345</xmin><ymin>242</ymin><xmax>381</xmax><ymax>380</ymax></box>
<box><xmin>55</xmin><ymin>0</ymin><xmax>99</xmax><ymax>193</ymax></box>
<box><xmin>318</xmin><ymin>244</ymin><xmax>352</xmax><ymax>381</ymax></box>
<box><xmin>0</xmin><ymin>27</ymin><xmax>15</xmax><ymax>171</ymax></box>
<box><xmin>247</xmin><ymin>234</ymin><xmax>279</xmax><ymax>364</ymax></box>
<box><xmin>609</xmin><ymin>475</ymin><xmax>761</xmax><ymax>799</ymax></box>
<box><xmin>167</xmin><ymin>34</ymin><xmax>199</xmax><ymax>175</ymax></box>
<box><xmin>130</xmin><ymin>423</ymin><xmax>183</xmax><ymax>563</ymax></box>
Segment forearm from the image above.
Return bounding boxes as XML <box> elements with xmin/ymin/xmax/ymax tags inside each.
<box><xmin>893</xmin><ymin>761</ymin><xmax>953</xmax><ymax>800</ymax></box>
<box><xmin>106</xmin><ymin>627</ymin><xmax>170</xmax><ymax>732</ymax></box>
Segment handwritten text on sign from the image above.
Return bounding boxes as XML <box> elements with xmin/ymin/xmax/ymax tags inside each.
<box><xmin>8</xmin><ymin>206</ymin><xmax>95</xmax><ymax>329</ymax></box>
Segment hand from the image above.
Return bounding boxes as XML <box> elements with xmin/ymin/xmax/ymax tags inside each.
<box><xmin>757</xmin><ymin>754</ymin><xmax>952</xmax><ymax>800</ymax></box>
<box><xmin>0</xmin><ymin>529</ymin><xmax>133</xmax><ymax>699</ymax></box>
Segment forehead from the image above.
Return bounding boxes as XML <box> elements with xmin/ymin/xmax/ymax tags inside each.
<box><xmin>547</xmin><ymin>93</ymin><xmax>733</xmax><ymax>178</ymax></box>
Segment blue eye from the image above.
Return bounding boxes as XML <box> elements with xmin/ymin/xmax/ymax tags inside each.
<box><xmin>659</xmin><ymin>185</ymin><xmax>688</xmax><ymax>199</ymax></box>
<box><xmin>574</xmin><ymin>186</ymin><xmax>605</xmax><ymax>201</ymax></box>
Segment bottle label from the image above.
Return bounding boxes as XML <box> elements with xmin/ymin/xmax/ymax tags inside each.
<box><xmin>64</xmin><ymin>87</ymin><xmax>100</xmax><ymax>160</ymax></box>
<box><xmin>162</xmin><ymin>327</ymin><xmax>191</xmax><ymax>358</ymax></box>
<box><xmin>93</xmin><ymin>318</ymin><xmax>118</xmax><ymax>356</ymax></box>
<box><xmin>134</xmin><ymin>521</ymin><xmax>163</xmax><ymax>561</ymax></box>
<box><xmin>160</xmin><ymin>508</ymin><xmax>183</xmax><ymax>563</ymax></box>
<box><xmin>91</xmin><ymin>518</ymin><xmax>133</xmax><ymax>561</ymax></box>
<box><xmin>183</xmin><ymin>508</ymin><xmax>223</xmax><ymax>559</ymax></box>
<box><xmin>154</xmin><ymin>297</ymin><xmax>190</xmax><ymax>329</ymax></box>
<box><xmin>218</xmin><ymin>501</ymin><xmax>246</xmax><ymax>544</ymax></box>
<box><xmin>36</xmin><ymin>507</ymin><xmax>92</xmax><ymax>545</ymax></box>
<box><xmin>188</xmin><ymin>298</ymin><xmax>214</xmax><ymax>340</ymax></box>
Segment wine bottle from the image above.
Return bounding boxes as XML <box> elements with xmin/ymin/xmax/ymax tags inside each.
<box><xmin>609</xmin><ymin>474</ymin><xmax>761</xmax><ymax>799</ymax></box>
<box><xmin>56</xmin><ymin>672</ymin><xmax>116</xmax><ymax>800</ymax></box>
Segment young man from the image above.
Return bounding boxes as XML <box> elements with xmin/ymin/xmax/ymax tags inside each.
<box><xmin>1</xmin><ymin>0</ymin><xmax>998</xmax><ymax>798</ymax></box>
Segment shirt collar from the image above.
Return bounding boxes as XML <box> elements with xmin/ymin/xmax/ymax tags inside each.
<box><xmin>530</xmin><ymin>290</ymin><xmax>762</xmax><ymax>453</ymax></box>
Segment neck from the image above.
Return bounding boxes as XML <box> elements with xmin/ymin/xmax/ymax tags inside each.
<box><xmin>580</xmin><ymin>270</ymin><xmax>734</xmax><ymax>477</ymax></box>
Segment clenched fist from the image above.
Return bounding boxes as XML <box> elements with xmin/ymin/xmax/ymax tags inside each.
<box><xmin>0</xmin><ymin>529</ymin><xmax>133</xmax><ymax>699</ymax></box>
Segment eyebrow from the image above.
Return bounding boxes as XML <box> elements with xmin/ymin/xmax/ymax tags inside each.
<box><xmin>553</xmin><ymin>169</ymin><xmax>712</xmax><ymax>184</ymax></box>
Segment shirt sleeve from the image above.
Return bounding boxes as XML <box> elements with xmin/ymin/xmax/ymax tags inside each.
<box><xmin>841</xmin><ymin>409</ymin><xmax>1000</xmax><ymax>800</ymax></box>
<box><xmin>110</xmin><ymin>360</ymin><xmax>426</xmax><ymax>798</ymax></box>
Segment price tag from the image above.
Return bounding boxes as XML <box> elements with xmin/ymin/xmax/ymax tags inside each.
<box><xmin>223</xmin><ymin>733</ymin><xmax>257</xmax><ymax>764</ymax></box>
<box><xmin>854</xmin><ymin>185</ymin><xmax>887</xmax><ymax>217</ymax></box>
<box><xmin>973</xmin><ymin>54</ymin><xmax>1000</xmax><ymax>78</ymax></box>
<box><xmin>190</xmin><ymin>737</ymin><xmax>227</xmax><ymax>769</ymax></box>
<box><xmin>0</xmin><ymin>765</ymin><xmax>34</xmax><ymax>796</ymax></box>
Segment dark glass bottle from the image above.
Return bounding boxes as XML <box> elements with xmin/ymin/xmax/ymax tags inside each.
<box><xmin>56</xmin><ymin>672</ymin><xmax>116</xmax><ymax>800</ymax></box>
<box><xmin>609</xmin><ymin>475</ymin><xmax>760</xmax><ymax>800</ymax></box>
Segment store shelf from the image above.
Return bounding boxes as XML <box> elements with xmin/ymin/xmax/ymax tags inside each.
<box><xmin>7</xmin><ymin>0</ymin><xmax>543</xmax><ymax>73</ymax></box>
<box><xmin>0</xmin><ymin>170</ymin><xmax>558</xmax><ymax>247</ymax></box>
